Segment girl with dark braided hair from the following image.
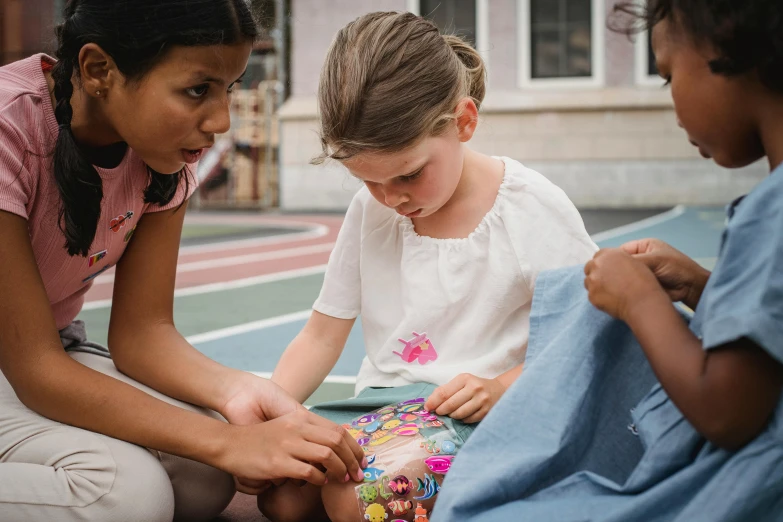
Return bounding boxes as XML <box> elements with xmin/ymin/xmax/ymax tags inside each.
<box><xmin>0</xmin><ymin>1</ymin><xmax>364</xmax><ymax>520</ymax></box>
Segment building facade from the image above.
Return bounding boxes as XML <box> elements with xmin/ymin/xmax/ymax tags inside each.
<box><xmin>278</xmin><ymin>0</ymin><xmax>766</xmax><ymax>210</ymax></box>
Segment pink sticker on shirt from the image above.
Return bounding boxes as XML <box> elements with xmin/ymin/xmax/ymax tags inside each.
<box><xmin>394</xmin><ymin>331</ymin><xmax>438</xmax><ymax>365</ymax></box>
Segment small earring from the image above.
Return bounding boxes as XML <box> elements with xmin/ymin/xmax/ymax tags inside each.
<box><xmin>95</xmin><ymin>90</ymin><xmax>101</xmax><ymax>96</ymax></box>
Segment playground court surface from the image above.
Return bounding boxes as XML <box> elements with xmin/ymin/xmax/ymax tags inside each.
<box><xmin>77</xmin><ymin>205</ymin><xmax>728</xmax><ymax>406</ymax></box>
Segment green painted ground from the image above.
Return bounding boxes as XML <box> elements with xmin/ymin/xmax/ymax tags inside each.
<box><xmin>77</xmin><ymin>273</ymin><xmax>325</xmax><ymax>346</ymax></box>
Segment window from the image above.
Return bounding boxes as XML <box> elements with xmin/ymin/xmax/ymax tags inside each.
<box><xmin>420</xmin><ymin>0</ymin><xmax>477</xmax><ymax>45</ymax></box>
<box><xmin>518</xmin><ymin>0</ymin><xmax>604</xmax><ymax>88</ymax></box>
<box><xmin>407</xmin><ymin>0</ymin><xmax>489</xmax><ymax>65</ymax></box>
<box><xmin>636</xmin><ymin>30</ymin><xmax>665</xmax><ymax>86</ymax></box>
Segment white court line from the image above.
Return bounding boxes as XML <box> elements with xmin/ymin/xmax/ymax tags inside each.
<box><xmin>179</xmin><ymin>224</ymin><xmax>329</xmax><ymax>255</ymax></box>
<box><xmin>249</xmin><ymin>372</ymin><xmax>356</xmax><ymax>385</ymax></box>
<box><xmin>186</xmin><ymin>310</ymin><xmax>312</xmax><ymax>344</ymax></box>
<box><xmin>590</xmin><ymin>205</ymin><xmax>686</xmax><ymax>243</ymax></box>
<box><xmin>94</xmin><ymin>243</ymin><xmax>335</xmax><ymax>285</ymax></box>
<box><xmin>82</xmin><ymin>264</ymin><xmax>328</xmax><ymax>311</ymax></box>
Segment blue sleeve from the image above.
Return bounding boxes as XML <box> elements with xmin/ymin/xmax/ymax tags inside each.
<box><xmin>697</xmin><ymin>171</ymin><xmax>783</xmax><ymax>364</ymax></box>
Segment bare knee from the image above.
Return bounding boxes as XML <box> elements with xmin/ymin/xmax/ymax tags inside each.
<box><xmin>322</xmin><ymin>481</ymin><xmax>368</xmax><ymax>522</ymax></box>
<box><xmin>258</xmin><ymin>481</ymin><xmax>327</xmax><ymax>522</ymax></box>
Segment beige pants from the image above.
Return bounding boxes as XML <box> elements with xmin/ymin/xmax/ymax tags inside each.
<box><xmin>0</xmin><ymin>352</ymin><xmax>235</xmax><ymax>522</ymax></box>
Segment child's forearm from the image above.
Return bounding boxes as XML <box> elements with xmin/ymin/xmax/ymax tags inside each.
<box><xmin>272</xmin><ymin>332</ymin><xmax>339</xmax><ymax>403</ymax></box>
<box><xmin>625</xmin><ymin>294</ymin><xmax>782</xmax><ymax>449</ymax></box>
<box><xmin>494</xmin><ymin>363</ymin><xmax>523</xmax><ymax>389</ymax></box>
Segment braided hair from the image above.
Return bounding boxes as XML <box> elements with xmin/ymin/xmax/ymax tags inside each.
<box><xmin>49</xmin><ymin>0</ymin><xmax>258</xmax><ymax>256</ymax></box>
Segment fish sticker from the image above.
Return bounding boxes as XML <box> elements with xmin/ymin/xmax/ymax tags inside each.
<box><xmin>388</xmin><ymin>475</ymin><xmax>412</xmax><ymax>496</ymax></box>
<box><xmin>387</xmin><ymin>499</ymin><xmax>412</xmax><ymax>516</ymax></box>
<box><xmin>364</xmin><ymin>503</ymin><xmax>388</xmax><ymax>522</ymax></box>
<box><xmin>414</xmin><ymin>502</ymin><xmax>429</xmax><ymax>522</ymax></box>
<box><xmin>359</xmin><ymin>484</ymin><xmax>378</xmax><ymax>503</ymax></box>
<box><xmin>424</xmin><ymin>455</ymin><xmax>454</xmax><ymax>475</ymax></box>
<box><xmin>363</xmin><ymin>467</ymin><xmax>385</xmax><ymax>482</ymax></box>
<box><xmin>414</xmin><ymin>474</ymin><xmax>440</xmax><ymax>501</ymax></box>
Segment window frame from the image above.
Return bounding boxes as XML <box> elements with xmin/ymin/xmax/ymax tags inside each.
<box><xmin>635</xmin><ymin>28</ymin><xmax>665</xmax><ymax>87</ymax></box>
<box><xmin>407</xmin><ymin>0</ymin><xmax>490</xmax><ymax>70</ymax></box>
<box><xmin>517</xmin><ymin>0</ymin><xmax>605</xmax><ymax>89</ymax></box>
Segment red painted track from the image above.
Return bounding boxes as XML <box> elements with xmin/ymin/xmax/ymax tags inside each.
<box><xmin>84</xmin><ymin>214</ymin><xmax>344</xmax><ymax>303</ymax></box>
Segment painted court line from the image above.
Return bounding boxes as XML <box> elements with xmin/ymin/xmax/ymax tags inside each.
<box><xmin>94</xmin><ymin>243</ymin><xmax>335</xmax><ymax>285</ymax></box>
<box><xmin>186</xmin><ymin>310</ymin><xmax>312</xmax><ymax>344</ymax></box>
<box><xmin>249</xmin><ymin>372</ymin><xmax>356</xmax><ymax>384</ymax></box>
<box><xmin>179</xmin><ymin>225</ymin><xmax>329</xmax><ymax>255</ymax></box>
<box><xmin>590</xmin><ymin>205</ymin><xmax>685</xmax><ymax>243</ymax></box>
<box><xmin>82</xmin><ymin>264</ymin><xmax>328</xmax><ymax>310</ymax></box>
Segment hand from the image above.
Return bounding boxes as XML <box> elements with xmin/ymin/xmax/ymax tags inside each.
<box><xmin>218</xmin><ymin>373</ymin><xmax>307</xmax><ymax>493</ymax></box>
<box><xmin>425</xmin><ymin>373</ymin><xmax>507</xmax><ymax>424</ymax></box>
<box><xmin>621</xmin><ymin>239</ymin><xmax>710</xmax><ymax>309</ymax></box>
<box><xmin>584</xmin><ymin>248</ymin><xmax>667</xmax><ymax>322</ymax></box>
<box><xmin>219</xmin><ymin>409</ymin><xmax>367</xmax><ymax>489</ymax></box>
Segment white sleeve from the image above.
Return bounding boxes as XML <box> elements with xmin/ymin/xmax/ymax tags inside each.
<box><xmin>312</xmin><ymin>191</ymin><xmax>365</xmax><ymax>319</ymax></box>
<box><xmin>508</xmin><ymin>170</ymin><xmax>598</xmax><ymax>290</ymax></box>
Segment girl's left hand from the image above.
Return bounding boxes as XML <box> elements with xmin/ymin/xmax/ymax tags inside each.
<box><xmin>425</xmin><ymin>373</ymin><xmax>507</xmax><ymax>424</ymax></box>
<box><xmin>219</xmin><ymin>373</ymin><xmax>308</xmax><ymax>494</ymax></box>
<box><xmin>584</xmin><ymin>248</ymin><xmax>666</xmax><ymax>322</ymax></box>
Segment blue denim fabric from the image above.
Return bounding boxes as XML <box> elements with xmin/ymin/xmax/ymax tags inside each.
<box><xmin>433</xmin><ymin>165</ymin><xmax>783</xmax><ymax>522</ymax></box>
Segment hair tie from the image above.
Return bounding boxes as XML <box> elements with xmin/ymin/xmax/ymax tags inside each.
<box><xmin>58</xmin><ymin>122</ymin><xmax>71</xmax><ymax>130</ymax></box>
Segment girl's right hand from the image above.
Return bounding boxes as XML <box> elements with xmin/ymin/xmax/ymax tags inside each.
<box><xmin>220</xmin><ymin>409</ymin><xmax>367</xmax><ymax>487</ymax></box>
<box><xmin>621</xmin><ymin>239</ymin><xmax>710</xmax><ymax>309</ymax></box>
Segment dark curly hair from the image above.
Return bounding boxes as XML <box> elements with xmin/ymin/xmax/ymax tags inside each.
<box><xmin>613</xmin><ymin>0</ymin><xmax>783</xmax><ymax>93</ymax></box>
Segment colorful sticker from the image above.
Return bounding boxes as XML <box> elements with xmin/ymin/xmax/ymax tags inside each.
<box><xmin>414</xmin><ymin>474</ymin><xmax>440</xmax><ymax>501</ymax></box>
<box><xmin>440</xmin><ymin>440</ymin><xmax>456</xmax><ymax>454</ymax></box>
<box><xmin>371</xmin><ymin>429</ymin><xmax>390</xmax><ymax>440</ymax></box>
<box><xmin>369</xmin><ymin>434</ymin><xmax>396</xmax><ymax>447</ymax></box>
<box><xmin>82</xmin><ymin>264</ymin><xmax>111</xmax><ymax>283</ymax></box>
<box><xmin>354</xmin><ymin>414</ymin><xmax>379</xmax><ymax>427</ymax></box>
<box><xmin>359</xmin><ymin>484</ymin><xmax>378</xmax><ymax>503</ymax></box>
<box><xmin>393</xmin><ymin>332</ymin><xmax>438</xmax><ymax>365</ymax></box>
<box><xmin>397</xmin><ymin>398</ymin><xmax>425</xmax><ymax>407</ymax></box>
<box><xmin>388</xmin><ymin>475</ymin><xmax>412</xmax><ymax>496</ymax></box>
<box><xmin>392</xmin><ymin>423</ymin><xmax>419</xmax><ymax>436</ymax></box>
<box><xmin>123</xmin><ymin>225</ymin><xmax>137</xmax><ymax>243</ymax></box>
<box><xmin>398</xmin><ymin>403</ymin><xmax>422</xmax><ymax>413</ymax></box>
<box><xmin>420</xmin><ymin>438</ymin><xmax>440</xmax><ymax>454</ymax></box>
<box><xmin>414</xmin><ymin>502</ymin><xmax>429</xmax><ymax>521</ymax></box>
<box><xmin>379</xmin><ymin>476</ymin><xmax>393</xmax><ymax>499</ymax></box>
<box><xmin>364</xmin><ymin>503</ymin><xmax>387</xmax><ymax>522</ymax></box>
<box><xmin>109</xmin><ymin>211</ymin><xmax>134</xmax><ymax>232</ymax></box>
<box><xmin>387</xmin><ymin>499</ymin><xmax>412</xmax><ymax>515</ymax></box>
<box><xmin>382</xmin><ymin>419</ymin><xmax>402</xmax><ymax>431</ymax></box>
<box><xmin>363</xmin><ymin>467</ymin><xmax>385</xmax><ymax>482</ymax></box>
<box><xmin>424</xmin><ymin>455</ymin><xmax>454</xmax><ymax>474</ymax></box>
<box><xmin>88</xmin><ymin>249</ymin><xmax>107</xmax><ymax>267</ymax></box>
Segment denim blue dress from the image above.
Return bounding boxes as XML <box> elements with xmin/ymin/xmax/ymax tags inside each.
<box><xmin>432</xmin><ymin>165</ymin><xmax>783</xmax><ymax>521</ymax></box>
